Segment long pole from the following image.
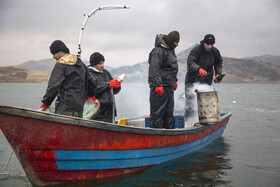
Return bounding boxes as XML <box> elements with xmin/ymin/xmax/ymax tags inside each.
<box><xmin>77</xmin><ymin>5</ymin><xmax>130</xmax><ymax>58</ymax></box>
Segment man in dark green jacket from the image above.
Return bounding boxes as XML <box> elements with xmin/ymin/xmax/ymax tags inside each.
<box><xmin>185</xmin><ymin>34</ymin><xmax>223</xmax><ymax>124</ymax></box>
<box><xmin>148</xmin><ymin>31</ymin><xmax>180</xmax><ymax>129</ymax></box>
<box><xmin>40</xmin><ymin>40</ymin><xmax>88</xmax><ymax>118</ymax></box>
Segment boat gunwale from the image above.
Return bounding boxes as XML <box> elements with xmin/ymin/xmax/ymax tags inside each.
<box><xmin>0</xmin><ymin>105</ymin><xmax>232</xmax><ymax>135</ymax></box>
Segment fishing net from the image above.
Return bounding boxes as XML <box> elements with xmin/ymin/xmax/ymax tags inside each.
<box><xmin>38</xmin><ymin>106</ymin><xmax>55</xmax><ymax>113</ymax></box>
<box><xmin>83</xmin><ymin>99</ymin><xmax>100</xmax><ymax>119</ymax></box>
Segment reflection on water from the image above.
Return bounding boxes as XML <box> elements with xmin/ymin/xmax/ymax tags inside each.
<box><xmin>166</xmin><ymin>138</ymin><xmax>232</xmax><ymax>186</ymax></box>
<box><xmin>132</xmin><ymin>138</ymin><xmax>232</xmax><ymax>187</ymax></box>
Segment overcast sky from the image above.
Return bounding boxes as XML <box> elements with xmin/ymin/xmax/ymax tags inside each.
<box><xmin>0</xmin><ymin>0</ymin><xmax>279</xmax><ymax>68</ymax></box>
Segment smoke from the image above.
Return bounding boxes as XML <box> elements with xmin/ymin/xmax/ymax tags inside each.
<box><xmin>117</xmin><ymin>82</ymin><xmax>216</xmax><ymax>128</ymax></box>
<box><xmin>174</xmin><ymin>83</ymin><xmax>215</xmax><ymax>127</ymax></box>
<box><xmin>115</xmin><ymin>82</ymin><xmax>150</xmax><ymax>120</ymax></box>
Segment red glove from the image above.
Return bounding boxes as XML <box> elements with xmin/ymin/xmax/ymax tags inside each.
<box><xmin>215</xmin><ymin>74</ymin><xmax>222</xmax><ymax>83</ymax></box>
<box><xmin>109</xmin><ymin>79</ymin><xmax>121</xmax><ymax>88</ymax></box>
<box><xmin>88</xmin><ymin>96</ymin><xmax>96</xmax><ymax>104</ymax></box>
<box><xmin>174</xmin><ymin>82</ymin><xmax>178</xmax><ymax>91</ymax></box>
<box><xmin>199</xmin><ymin>68</ymin><xmax>207</xmax><ymax>77</ymax></box>
<box><xmin>155</xmin><ymin>87</ymin><xmax>164</xmax><ymax>96</ymax></box>
<box><xmin>40</xmin><ymin>103</ymin><xmax>49</xmax><ymax>111</ymax></box>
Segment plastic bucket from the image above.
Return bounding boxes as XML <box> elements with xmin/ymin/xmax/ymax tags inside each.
<box><xmin>196</xmin><ymin>90</ymin><xmax>221</xmax><ymax>123</ymax></box>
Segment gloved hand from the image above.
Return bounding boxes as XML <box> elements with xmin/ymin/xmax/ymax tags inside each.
<box><xmin>155</xmin><ymin>87</ymin><xmax>164</xmax><ymax>96</ymax></box>
<box><xmin>109</xmin><ymin>79</ymin><xmax>121</xmax><ymax>88</ymax></box>
<box><xmin>40</xmin><ymin>103</ymin><xmax>49</xmax><ymax>111</ymax></box>
<box><xmin>88</xmin><ymin>96</ymin><xmax>96</xmax><ymax>104</ymax></box>
<box><xmin>174</xmin><ymin>82</ymin><xmax>178</xmax><ymax>91</ymax></box>
<box><xmin>199</xmin><ymin>68</ymin><xmax>207</xmax><ymax>77</ymax></box>
<box><xmin>215</xmin><ymin>74</ymin><xmax>222</xmax><ymax>83</ymax></box>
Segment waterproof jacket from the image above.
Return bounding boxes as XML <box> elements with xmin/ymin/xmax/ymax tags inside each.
<box><xmin>42</xmin><ymin>54</ymin><xmax>88</xmax><ymax>114</ymax></box>
<box><xmin>148</xmin><ymin>34</ymin><xmax>178</xmax><ymax>87</ymax></box>
<box><xmin>185</xmin><ymin>43</ymin><xmax>223</xmax><ymax>85</ymax></box>
<box><xmin>88</xmin><ymin>67</ymin><xmax>121</xmax><ymax>122</ymax></box>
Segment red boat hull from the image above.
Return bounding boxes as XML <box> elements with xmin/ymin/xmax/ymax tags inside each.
<box><xmin>0</xmin><ymin>105</ymin><xmax>231</xmax><ymax>186</ymax></box>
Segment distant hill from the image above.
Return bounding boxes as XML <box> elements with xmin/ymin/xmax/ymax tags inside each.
<box><xmin>17</xmin><ymin>58</ymin><xmax>55</xmax><ymax>72</ymax></box>
<box><xmin>222</xmin><ymin>57</ymin><xmax>280</xmax><ymax>83</ymax></box>
<box><xmin>110</xmin><ymin>62</ymin><xmax>148</xmax><ymax>83</ymax></box>
<box><xmin>2</xmin><ymin>46</ymin><xmax>280</xmax><ymax>83</ymax></box>
<box><xmin>111</xmin><ymin>45</ymin><xmax>280</xmax><ymax>83</ymax></box>
<box><xmin>176</xmin><ymin>44</ymin><xmax>198</xmax><ymax>60</ymax></box>
<box><xmin>109</xmin><ymin>57</ymin><xmax>280</xmax><ymax>84</ymax></box>
<box><xmin>0</xmin><ymin>66</ymin><xmax>50</xmax><ymax>82</ymax></box>
<box><xmin>17</xmin><ymin>59</ymin><xmax>114</xmax><ymax>72</ymax></box>
<box><xmin>244</xmin><ymin>55</ymin><xmax>280</xmax><ymax>67</ymax></box>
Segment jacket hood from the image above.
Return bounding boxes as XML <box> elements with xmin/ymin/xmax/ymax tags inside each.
<box><xmin>57</xmin><ymin>54</ymin><xmax>77</xmax><ymax>65</ymax></box>
<box><xmin>88</xmin><ymin>66</ymin><xmax>103</xmax><ymax>73</ymax></box>
<box><xmin>154</xmin><ymin>34</ymin><xmax>170</xmax><ymax>49</ymax></box>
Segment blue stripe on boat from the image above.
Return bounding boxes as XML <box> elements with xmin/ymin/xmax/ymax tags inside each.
<box><xmin>54</xmin><ymin>125</ymin><xmax>226</xmax><ymax>170</ymax></box>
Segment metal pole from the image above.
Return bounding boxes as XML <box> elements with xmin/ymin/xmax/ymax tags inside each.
<box><xmin>77</xmin><ymin>5</ymin><xmax>130</xmax><ymax>58</ymax></box>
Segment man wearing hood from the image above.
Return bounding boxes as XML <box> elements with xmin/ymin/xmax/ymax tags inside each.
<box><xmin>40</xmin><ymin>40</ymin><xmax>88</xmax><ymax>118</ymax></box>
<box><xmin>184</xmin><ymin>34</ymin><xmax>223</xmax><ymax>124</ymax></box>
<box><xmin>148</xmin><ymin>31</ymin><xmax>180</xmax><ymax>129</ymax></box>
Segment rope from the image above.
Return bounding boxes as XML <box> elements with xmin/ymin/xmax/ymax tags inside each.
<box><xmin>0</xmin><ymin>151</ymin><xmax>13</xmax><ymax>175</ymax></box>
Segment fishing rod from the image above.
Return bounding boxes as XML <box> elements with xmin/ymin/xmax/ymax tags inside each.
<box><xmin>77</xmin><ymin>5</ymin><xmax>130</xmax><ymax>58</ymax></box>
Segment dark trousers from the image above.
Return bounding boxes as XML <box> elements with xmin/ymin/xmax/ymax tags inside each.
<box><xmin>150</xmin><ymin>86</ymin><xmax>174</xmax><ymax>129</ymax></box>
<box><xmin>91</xmin><ymin>102</ymin><xmax>114</xmax><ymax>123</ymax></box>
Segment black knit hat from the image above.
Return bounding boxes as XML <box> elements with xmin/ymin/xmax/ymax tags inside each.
<box><xmin>50</xmin><ymin>40</ymin><xmax>70</xmax><ymax>55</ymax></box>
<box><xmin>201</xmin><ymin>34</ymin><xmax>215</xmax><ymax>45</ymax></box>
<box><xmin>165</xmin><ymin>31</ymin><xmax>180</xmax><ymax>49</ymax></box>
<box><xmin>90</xmin><ymin>52</ymin><xmax>105</xmax><ymax>66</ymax></box>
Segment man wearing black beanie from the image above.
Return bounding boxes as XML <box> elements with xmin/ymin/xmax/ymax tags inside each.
<box><xmin>87</xmin><ymin>52</ymin><xmax>121</xmax><ymax>123</ymax></box>
<box><xmin>184</xmin><ymin>34</ymin><xmax>223</xmax><ymax>126</ymax></box>
<box><xmin>148</xmin><ymin>30</ymin><xmax>180</xmax><ymax>129</ymax></box>
<box><xmin>40</xmin><ymin>40</ymin><xmax>89</xmax><ymax>118</ymax></box>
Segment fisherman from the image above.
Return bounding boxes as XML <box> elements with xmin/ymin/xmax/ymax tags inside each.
<box><xmin>40</xmin><ymin>40</ymin><xmax>88</xmax><ymax>118</ymax></box>
<box><xmin>148</xmin><ymin>31</ymin><xmax>180</xmax><ymax>129</ymax></box>
<box><xmin>87</xmin><ymin>52</ymin><xmax>121</xmax><ymax>123</ymax></box>
<box><xmin>184</xmin><ymin>34</ymin><xmax>223</xmax><ymax>123</ymax></box>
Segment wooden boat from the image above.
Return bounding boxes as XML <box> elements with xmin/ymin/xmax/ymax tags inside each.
<box><xmin>0</xmin><ymin>105</ymin><xmax>232</xmax><ymax>186</ymax></box>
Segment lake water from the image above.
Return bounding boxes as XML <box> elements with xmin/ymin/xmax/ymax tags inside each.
<box><xmin>0</xmin><ymin>82</ymin><xmax>280</xmax><ymax>186</ymax></box>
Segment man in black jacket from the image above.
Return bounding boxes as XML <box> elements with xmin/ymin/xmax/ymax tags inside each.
<box><xmin>87</xmin><ymin>52</ymin><xmax>121</xmax><ymax>123</ymax></box>
<box><xmin>148</xmin><ymin>31</ymin><xmax>180</xmax><ymax>129</ymax></box>
<box><xmin>40</xmin><ymin>40</ymin><xmax>88</xmax><ymax>118</ymax></box>
<box><xmin>184</xmin><ymin>34</ymin><xmax>223</xmax><ymax>124</ymax></box>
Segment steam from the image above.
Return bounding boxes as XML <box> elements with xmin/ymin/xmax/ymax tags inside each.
<box><xmin>174</xmin><ymin>83</ymin><xmax>215</xmax><ymax>127</ymax></box>
<box><xmin>116</xmin><ymin>82</ymin><xmax>216</xmax><ymax>128</ymax></box>
<box><xmin>115</xmin><ymin>82</ymin><xmax>150</xmax><ymax>120</ymax></box>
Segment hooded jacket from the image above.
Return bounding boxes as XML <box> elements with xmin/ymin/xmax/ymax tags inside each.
<box><xmin>88</xmin><ymin>67</ymin><xmax>120</xmax><ymax>103</ymax></box>
<box><xmin>87</xmin><ymin>67</ymin><xmax>121</xmax><ymax>122</ymax></box>
<box><xmin>185</xmin><ymin>42</ymin><xmax>223</xmax><ymax>85</ymax></box>
<box><xmin>42</xmin><ymin>54</ymin><xmax>88</xmax><ymax>114</ymax></box>
<box><xmin>148</xmin><ymin>34</ymin><xmax>178</xmax><ymax>87</ymax></box>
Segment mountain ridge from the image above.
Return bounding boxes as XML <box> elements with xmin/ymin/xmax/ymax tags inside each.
<box><xmin>1</xmin><ymin>46</ymin><xmax>280</xmax><ymax>83</ymax></box>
